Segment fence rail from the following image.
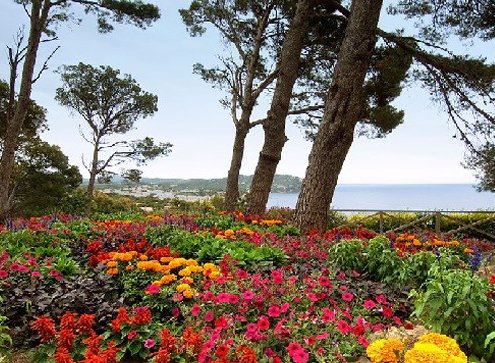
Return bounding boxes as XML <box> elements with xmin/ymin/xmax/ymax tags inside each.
<box><xmin>330</xmin><ymin>209</ymin><xmax>495</xmax><ymax>241</ymax></box>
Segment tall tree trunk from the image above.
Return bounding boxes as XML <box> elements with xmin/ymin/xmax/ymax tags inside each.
<box><xmin>86</xmin><ymin>143</ymin><xmax>100</xmax><ymax>213</ymax></box>
<box><xmin>224</xmin><ymin>124</ymin><xmax>249</xmax><ymax>211</ymax></box>
<box><xmin>0</xmin><ymin>0</ymin><xmax>49</xmax><ymax>218</ymax></box>
<box><xmin>246</xmin><ymin>0</ymin><xmax>314</xmax><ymax>215</ymax></box>
<box><xmin>293</xmin><ymin>0</ymin><xmax>383</xmax><ymax>231</ymax></box>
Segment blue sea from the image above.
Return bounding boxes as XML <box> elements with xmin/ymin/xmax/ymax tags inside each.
<box><xmin>267</xmin><ymin>184</ymin><xmax>495</xmax><ymax>211</ymax></box>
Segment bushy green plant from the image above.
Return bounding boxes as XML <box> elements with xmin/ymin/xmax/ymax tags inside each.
<box><xmin>0</xmin><ymin>307</ymin><xmax>12</xmax><ymax>357</ymax></box>
<box><xmin>328</xmin><ymin>239</ymin><xmax>366</xmax><ymax>273</ymax></box>
<box><xmin>411</xmin><ymin>269</ymin><xmax>495</xmax><ymax>359</ymax></box>
<box><xmin>365</xmin><ymin>236</ymin><xmax>408</xmax><ymax>285</ymax></box>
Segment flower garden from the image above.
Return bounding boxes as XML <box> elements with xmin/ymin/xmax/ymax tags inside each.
<box><xmin>1</xmin><ymin>211</ymin><xmax>495</xmax><ymax>363</ymax></box>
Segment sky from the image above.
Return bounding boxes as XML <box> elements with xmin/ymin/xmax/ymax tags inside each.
<box><xmin>0</xmin><ymin>1</ymin><xmax>493</xmax><ymax>184</ymax></box>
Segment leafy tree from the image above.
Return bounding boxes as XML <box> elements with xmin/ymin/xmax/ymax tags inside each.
<box><xmin>12</xmin><ymin>138</ymin><xmax>82</xmax><ymax>216</ymax></box>
<box><xmin>122</xmin><ymin>168</ymin><xmax>143</xmax><ymax>184</ymax></box>
<box><xmin>390</xmin><ymin>0</ymin><xmax>495</xmax><ymax>193</ymax></box>
<box><xmin>0</xmin><ymin>80</ymin><xmax>81</xmax><ymax>216</ymax></box>
<box><xmin>0</xmin><ymin>0</ymin><xmax>160</xmax><ymax>217</ymax></box>
<box><xmin>55</xmin><ymin>63</ymin><xmax>172</xmax><ymax>210</ymax></box>
<box><xmin>180</xmin><ymin>0</ymin><xmax>286</xmax><ymax>211</ymax></box>
<box><xmin>292</xmin><ymin>0</ymin><xmax>495</xmax><ymax>231</ymax></box>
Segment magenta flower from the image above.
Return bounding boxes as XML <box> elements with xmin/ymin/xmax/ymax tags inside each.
<box><xmin>267</xmin><ymin>305</ymin><xmax>281</xmax><ymax>317</ymax></box>
<box><xmin>127</xmin><ymin>330</ymin><xmax>138</xmax><ymax>340</ymax></box>
<box><xmin>31</xmin><ymin>271</ymin><xmax>41</xmax><ymax>277</ymax></box>
<box><xmin>145</xmin><ymin>283</ymin><xmax>161</xmax><ymax>295</ymax></box>
<box><xmin>341</xmin><ymin>292</ymin><xmax>354</xmax><ymax>302</ymax></box>
<box><xmin>204</xmin><ymin>310</ymin><xmax>214</xmax><ymax>322</ymax></box>
<box><xmin>363</xmin><ymin>299</ymin><xmax>376</xmax><ymax>310</ymax></box>
<box><xmin>242</xmin><ymin>290</ymin><xmax>255</xmax><ymax>301</ymax></box>
<box><xmin>191</xmin><ymin>304</ymin><xmax>201</xmax><ymax>316</ymax></box>
<box><xmin>144</xmin><ymin>338</ymin><xmax>155</xmax><ymax>349</ymax></box>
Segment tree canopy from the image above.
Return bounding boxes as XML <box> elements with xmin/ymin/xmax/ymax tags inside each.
<box><xmin>55</xmin><ymin>63</ymin><xmax>171</xmax><ymax>206</ymax></box>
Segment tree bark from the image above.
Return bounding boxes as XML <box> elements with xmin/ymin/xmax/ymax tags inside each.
<box><xmin>0</xmin><ymin>0</ymin><xmax>50</xmax><ymax>219</ymax></box>
<box><xmin>246</xmin><ymin>0</ymin><xmax>314</xmax><ymax>215</ymax></box>
<box><xmin>86</xmin><ymin>142</ymin><xmax>100</xmax><ymax>213</ymax></box>
<box><xmin>224</xmin><ymin>123</ymin><xmax>249</xmax><ymax>211</ymax></box>
<box><xmin>293</xmin><ymin>0</ymin><xmax>383</xmax><ymax>231</ymax></box>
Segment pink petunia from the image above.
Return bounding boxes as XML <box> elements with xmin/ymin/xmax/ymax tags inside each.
<box><xmin>257</xmin><ymin>316</ymin><xmax>270</xmax><ymax>331</ymax></box>
<box><xmin>267</xmin><ymin>305</ymin><xmax>281</xmax><ymax>318</ymax></box>
<box><xmin>127</xmin><ymin>330</ymin><xmax>138</xmax><ymax>340</ymax></box>
<box><xmin>31</xmin><ymin>270</ymin><xmax>41</xmax><ymax>277</ymax></box>
<box><xmin>145</xmin><ymin>283</ymin><xmax>161</xmax><ymax>295</ymax></box>
<box><xmin>191</xmin><ymin>304</ymin><xmax>201</xmax><ymax>316</ymax></box>
<box><xmin>363</xmin><ymin>299</ymin><xmax>375</xmax><ymax>310</ymax></box>
<box><xmin>144</xmin><ymin>338</ymin><xmax>155</xmax><ymax>349</ymax></box>
<box><xmin>204</xmin><ymin>311</ymin><xmax>214</xmax><ymax>322</ymax></box>
<box><xmin>341</xmin><ymin>292</ymin><xmax>354</xmax><ymax>302</ymax></box>
<box><xmin>242</xmin><ymin>290</ymin><xmax>255</xmax><ymax>301</ymax></box>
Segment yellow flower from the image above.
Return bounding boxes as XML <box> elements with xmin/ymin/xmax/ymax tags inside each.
<box><xmin>186</xmin><ymin>259</ymin><xmax>198</xmax><ymax>267</ymax></box>
<box><xmin>209</xmin><ymin>271</ymin><xmax>220</xmax><ymax>280</ymax></box>
<box><xmin>182</xmin><ymin>288</ymin><xmax>196</xmax><ymax>298</ymax></box>
<box><xmin>404</xmin><ymin>342</ymin><xmax>466</xmax><ymax>363</ymax></box>
<box><xmin>159</xmin><ymin>274</ymin><xmax>177</xmax><ymax>285</ymax></box>
<box><xmin>107</xmin><ymin>261</ymin><xmax>117</xmax><ymax>268</ymax></box>
<box><xmin>169</xmin><ymin>258</ymin><xmax>186</xmax><ymax>269</ymax></box>
<box><xmin>106</xmin><ymin>268</ymin><xmax>119</xmax><ymax>275</ymax></box>
<box><xmin>366</xmin><ymin>338</ymin><xmax>404</xmax><ymax>363</ymax></box>
<box><xmin>125</xmin><ymin>264</ymin><xmax>134</xmax><ymax>271</ymax></box>
<box><xmin>176</xmin><ymin>283</ymin><xmax>191</xmax><ymax>293</ymax></box>
<box><xmin>160</xmin><ymin>256</ymin><xmax>174</xmax><ymax>263</ymax></box>
<box><xmin>139</xmin><ymin>254</ymin><xmax>148</xmax><ymax>261</ymax></box>
<box><xmin>178</xmin><ymin>267</ymin><xmax>192</xmax><ymax>277</ymax></box>
<box><xmin>417</xmin><ymin>333</ymin><xmax>466</xmax><ymax>359</ymax></box>
<box><xmin>224</xmin><ymin>229</ymin><xmax>235</xmax><ymax>237</ymax></box>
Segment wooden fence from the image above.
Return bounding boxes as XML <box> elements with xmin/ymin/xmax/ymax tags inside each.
<box><xmin>330</xmin><ymin>209</ymin><xmax>495</xmax><ymax>241</ymax></box>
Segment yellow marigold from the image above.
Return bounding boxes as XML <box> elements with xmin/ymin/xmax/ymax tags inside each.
<box><xmin>186</xmin><ymin>259</ymin><xmax>198</xmax><ymax>267</ymax></box>
<box><xmin>224</xmin><ymin>229</ymin><xmax>235</xmax><ymax>237</ymax></box>
<box><xmin>139</xmin><ymin>254</ymin><xmax>148</xmax><ymax>261</ymax></box>
<box><xmin>106</xmin><ymin>268</ymin><xmax>119</xmax><ymax>275</ymax></box>
<box><xmin>417</xmin><ymin>333</ymin><xmax>466</xmax><ymax>359</ymax></box>
<box><xmin>463</xmin><ymin>248</ymin><xmax>474</xmax><ymax>254</ymax></box>
<box><xmin>107</xmin><ymin>261</ymin><xmax>117</xmax><ymax>268</ymax></box>
<box><xmin>209</xmin><ymin>271</ymin><xmax>220</xmax><ymax>280</ymax></box>
<box><xmin>176</xmin><ymin>283</ymin><xmax>191</xmax><ymax>293</ymax></box>
<box><xmin>125</xmin><ymin>265</ymin><xmax>134</xmax><ymax>271</ymax></box>
<box><xmin>190</xmin><ymin>265</ymin><xmax>203</xmax><ymax>273</ymax></box>
<box><xmin>203</xmin><ymin>263</ymin><xmax>217</xmax><ymax>273</ymax></box>
<box><xmin>215</xmin><ymin>235</ymin><xmax>226</xmax><ymax>240</ymax></box>
<box><xmin>182</xmin><ymin>288</ymin><xmax>196</xmax><ymax>299</ymax></box>
<box><xmin>404</xmin><ymin>342</ymin><xmax>466</xmax><ymax>363</ymax></box>
<box><xmin>413</xmin><ymin>239</ymin><xmax>422</xmax><ymax>246</ymax></box>
<box><xmin>169</xmin><ymin>258</ymin><xmax>186</xmax><ymax>269</ymax></box>
<box><xmin>108</xmin><ymin>252</ymin><xmax>117</xmax><ymax>259</ymax></box>
<box><xmin>160</xmin><ymin>274</ymin><xmax>177</xmax><ymax>285</ymax></box>
<box><xmin>451</xmin><ymin>240</ymin><xmax>460</xmax><ymax>246</ymax></box>
<box><xmin>366</xmin><ymin>338</ymin><xmax>404</xmax><ymax>363</ymax></box>
<box><xmin>178</xmin><ymin>267</ymin><xmax>192</xmax><ymax>277</ymax></box>
<box><xmin>160</xmin><ymin>256</ymin><xmax>174</xmax><ymax>263</ymax></box>
<box><xmin>152</xmin><ymin>280</ymin><xmax>163</xmax><ymax>286</ymax></box>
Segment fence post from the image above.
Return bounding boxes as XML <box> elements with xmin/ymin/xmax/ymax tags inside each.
<box><xmin>435</xmin><ymin>212</ymin><xmax>441</xmax><ymax>233</ymax></box>
<box><xmin>379</xmin><ymin>211</ymin><xmax>384</xmax><ymax>234</ymax></box>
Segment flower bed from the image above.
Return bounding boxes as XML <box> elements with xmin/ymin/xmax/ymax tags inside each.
<box><xmin>0</xmin><ymin>212</ymin><xmax>494</xmax><ymax>362</ymax></box>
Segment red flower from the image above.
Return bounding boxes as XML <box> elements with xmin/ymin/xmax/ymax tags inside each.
<box><xmin>31</xmin><ymin>315</ymin><xmax>56</xmax><ymax>342</ymax></box>
<box><xmin>341</xmin><ymin>292</ymin><xmax>354</xmax><ymax>302</ymax></box>
<box><xmin>216</xmin><ymin>344</ymin><xmax>230</xmax><ymax>358</ymax></box>
<box><xmin>336</xmin><ymin>320</ymin><xmax>350</xmax><ymax>334</ymax></box>
<box><xmin>363</xmin><ymin>300</ymin><xmax>375</xmax><ymax>310</ymax></box>
<box><xmin>58</xmin><ymin>329</ymin><xmax>76</xmax><ymax>350</ymax></box>
<box><xmin>159</xmin><ymin>328</ymin><xmax>177</xmax><ymax>353</ymax></box>
<box><xmin>490</xmin><ymin>275</ymin><xmax>495</xmax><ymax>284</ymax></box>
<box><xmin>257</xmin><ymin>316</ymin><xmax>270</xmax><ymax>331</ymax></box>
<box><xmin>77</xmin><ymin>314</ymin><xmax>95</xmax><ymax>335</ymax></box>
<box><xmin>60</xmin><ymin>312</ymin><xmax>77</xmax><ymax>331</ymax></box>
<box><xmin>132</xmin><ymin>306</ymin><xmax>152</xmax><ymax>325</ymax></box>
<box><xmin>53</xmin><ymin>347</ymin><xmax>74</xmax><ymax>363</ymax></box>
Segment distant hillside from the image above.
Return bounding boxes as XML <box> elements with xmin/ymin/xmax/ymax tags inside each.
<box><xmin>93</xmin><ymin>174</ymin><xmax>302</xmax><ymax>193</ymax></box>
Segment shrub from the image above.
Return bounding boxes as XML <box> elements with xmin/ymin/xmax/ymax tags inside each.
<box><xmin>411</xmin><ymin>269</ymin><xmax>495</xmax><ymax>359</ymax></box>
<box><xmin>328</xmin><ymin>239</ymin><xmax>367</xmax><ymax>273</ymax></box>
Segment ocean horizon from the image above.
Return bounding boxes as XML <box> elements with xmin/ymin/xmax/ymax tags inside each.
<box><xmin>267</xmin><ymin>183</ymin><xmax>495</xmax><ymax>211</ymax></box>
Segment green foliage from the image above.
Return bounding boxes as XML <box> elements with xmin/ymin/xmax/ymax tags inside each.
<box><xmin>411</xmin><ymin>269</ymin><xmax>495</xmax><ymax>359</ymax></box>
<box><xmin>465</xmin><ymin>143</ymin><xmax>495</xmax><ymax>193</ymax></box>
<box><xmin>60</xmin><ymin>189</ymin><xmax>139</xmax><ymax>215</ymax></box>
<box><xmin>390</xmin><ymin>0</ymin><xmax>495</xmax><ymax>40</ymax></box>
<box><xmin>55</xmin><ymin>63</ymin><xmax>171</xmax><ymax>199</ymax></box>
<box><xmin>328</xmin><ymin>239</ymin><xmax>367</xmax><ymax>273</ymax></box>
<box><xmin>0</xmin><ymin>309</ymin><xmax>12</xmax><ymax>357</ymax></box>
<box><xmin>365</xmin><ymin>236</ymin><xmax>409</xmax><ymax>285</ymax></box>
